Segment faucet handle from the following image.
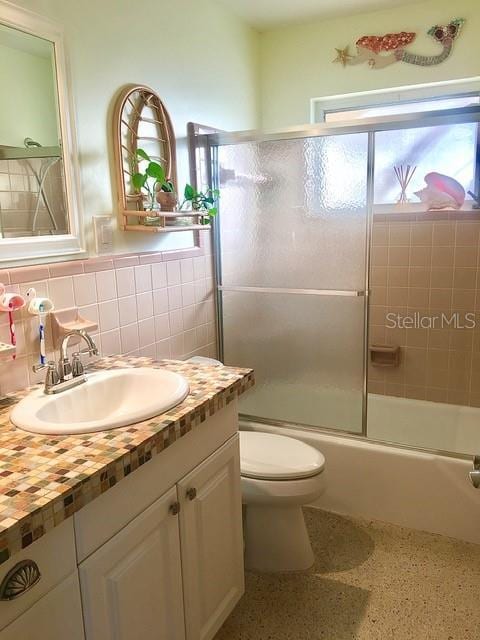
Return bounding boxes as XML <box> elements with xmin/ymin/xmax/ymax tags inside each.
<box><xmin>33</xmin><ymin>361</ymin><xmax>59</xmax><ymax>391</ymax></box>
<box><xmin>32</xmin><ymin>361</ymin><xmax>49</xmax><ymax>373</ymax></box>
<box><xmin>71</xmin><ymin>352</ymin><xmax>84</xmax><ymax>378</ymax></box>
<box><xmin>58</xmin><ymin>357</ymin><xmax>73</xmax><ymax>381</ymax></box>
<box><xmin>33</xmin><ymin>360</ymin><xmax>56</xmax><ymax>374</ymax></box>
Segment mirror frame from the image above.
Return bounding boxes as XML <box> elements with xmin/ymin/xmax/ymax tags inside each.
<box><xmin>0</xmin><ymin>0</ymin><xmax>84</xmax><ymax>266</ymax></box>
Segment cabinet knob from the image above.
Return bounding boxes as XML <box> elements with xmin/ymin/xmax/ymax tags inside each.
<box><xmin>169</xmin><ymin>501</ymin><xmax>180</xmax><ymax>516</ymax></box>
<box><xmin>0</xmin><ymin>560</ymin><xmax>41</xmax><ymax>600</ymax></box>
<box><xmin>186</xmin><ymin>487</ymin><xmax>197</xmax><ymax>501</ymax></box>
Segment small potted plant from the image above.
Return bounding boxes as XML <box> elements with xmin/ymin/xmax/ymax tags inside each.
<box><xmin>156</xmin><ymin>179</ymin><xmax>177</xmax><ymax>212</ymax></box>
<box><xmin>179</xmin><ymin>184</ymin><xmax>219</xmax><ymax>226</ymax></box>
<box><xmin>131</xmin><ymin>149</ymin><xmax>177</xmax><ymax>223</ymax></box>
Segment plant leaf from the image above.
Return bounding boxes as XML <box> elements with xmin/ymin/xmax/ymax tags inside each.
<box><xmin>132</xmin><ymin>172</ymin><xmax>146</xmax><ymax>190</ymax></box>
<box><xmin>184</xmin><ymin>184</ymin><xmax>195</xmax><ymax>200</ymax></box>
<box><xmin>146</xmin><ymin>162</ymin><xmax>165</xmax><ymax>182</ymax></box>
<box><xmin>136</xmin><ymin>148</ymin><xmax>150</xmax><ymax>162</ymax></box>
<box><xmin>208</xmin><ymin>207</ymin><xmax>217</xmax><ymax>217</ymax></box>
<box><xmin>162</xmin><ymin>180</ymin><xmax>175</xmax><ymax>192</ymax></box>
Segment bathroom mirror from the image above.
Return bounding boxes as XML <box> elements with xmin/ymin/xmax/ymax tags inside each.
<box><xmin>0</xmin><ymin>1</ymin><xmax>83</xmax><ymax>265</ymax></box>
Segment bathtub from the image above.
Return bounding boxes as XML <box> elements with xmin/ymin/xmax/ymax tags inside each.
<box><xmin>240</xmin><ymin>411</ymin><xmax>480</xmax><ymax>545</ymax></box>
<box><xmin>368</xmin><ymin>393</ymin><xmax>480</xmax><ymax>456</ymax></box>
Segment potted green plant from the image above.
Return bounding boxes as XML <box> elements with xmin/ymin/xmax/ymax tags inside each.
<box><xmin>131</xmin><ymin>149</ymin><xmax>177</xmax><ymax>216</ymax></box>
<box><xmin>131</xmin><ymin>148</ymin><xmax>219</xmax><ymax>227</ymax></box>
<box><xmin>179</xmin><ymin>184</ymin><xmax>219</xmax><ymax>225</ymax></box>
<box><xmin>157</xmin><ymin>178</ymin><xmax>177</xmax><ymax>212</ymax></box>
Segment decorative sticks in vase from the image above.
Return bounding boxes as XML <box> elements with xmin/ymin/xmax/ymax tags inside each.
<box><xmin>394</xmin><ymin>164</ymin><xmax>417</xmax><ymax>205</ymax></box>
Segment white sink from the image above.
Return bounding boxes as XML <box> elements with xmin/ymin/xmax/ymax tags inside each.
<box><xmin>10</xmin><ymin>368</ymin><xmax>190</xmax><ymax>435</ymax></box>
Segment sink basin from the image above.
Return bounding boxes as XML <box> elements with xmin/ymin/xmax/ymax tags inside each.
<box><xmin>10</xmin><ymin>368</ymin><xmax>190</xmax><ymax>435</ymax></box>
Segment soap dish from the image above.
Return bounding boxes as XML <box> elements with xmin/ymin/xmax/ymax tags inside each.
<box><xmin>369</xmin><ymin>344</ymin><xmax>401</xmax><ymax>368</ymax></box>
<box><xmin>51</xmin><ymin>307</ymin><xmax>98</xmax><ymax>347</ymax></box>
<box><xmin>0</xmin><ymin>342</ymin><xmax>15</xmax><ymax>360</ymax></box>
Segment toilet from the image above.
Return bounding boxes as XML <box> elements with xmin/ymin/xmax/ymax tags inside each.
<box><xmin>239</xmin><ymin>431</ymin><xmax>326</xmax><ymax>573</ymax></box>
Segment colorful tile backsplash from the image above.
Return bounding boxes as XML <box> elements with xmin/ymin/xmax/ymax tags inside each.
<box><xmin>0</xmin><ymin>240</ymin><xmax>217</xmax><ymax>395</ymax></box>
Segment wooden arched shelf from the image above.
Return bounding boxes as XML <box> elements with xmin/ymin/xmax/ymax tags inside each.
<box><xmin>113</xmin><ymin>84</ymin><xmax>189</xmax><ymax>232</ymax></box>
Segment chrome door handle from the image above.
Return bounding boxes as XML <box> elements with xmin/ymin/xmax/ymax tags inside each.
<box><xmin>469</xmin><ymin>456</ymin><xmax>480</xmax><ymax>488</ymax></box>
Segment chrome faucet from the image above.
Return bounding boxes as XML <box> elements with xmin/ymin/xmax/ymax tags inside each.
<box><xmin>33</xmin><ymin>330</ymin><xmax>99</xmax><ymax>394</ymax></box>
<box><xmin>58</xmin><ymin>330</ymin><xmax>98</xmax><ymax>381</ymax></box>
<box><xmin>469</xmin><ymin>456</ymin><xmax>480</xmax><ymax>489</ymax></box>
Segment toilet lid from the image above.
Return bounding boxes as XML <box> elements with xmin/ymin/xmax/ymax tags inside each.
<box><xmin>239</xmin><ymin>431</ymin><xmax>325</xmax><ymax>480</ymax></box>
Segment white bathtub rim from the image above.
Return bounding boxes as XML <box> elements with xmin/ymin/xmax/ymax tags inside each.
<box><xmin>240</xmin><ymin>416</ymin><xmax>473</xmax><ymax>462</ymax></box>
<box><xmin>239</xmin><ymin>419</ymin><xmax>480</xmax><ymax>546</ymax></box>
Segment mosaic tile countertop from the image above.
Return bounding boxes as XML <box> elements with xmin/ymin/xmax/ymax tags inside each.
<box><xmin>0</xmin><ymin>356</ymin><xmax>254</xmax><ymax>565</ymax></box>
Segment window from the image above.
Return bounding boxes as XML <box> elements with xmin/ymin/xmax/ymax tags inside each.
<box><xmin>324</xmin><ymin>95</ymin><xmax>480</xmax><ymax>207</ymax></box>
<box><xmin>324</xmin><ymin>95</ymin><xmax>479</xmax><ymax>123</ymax></box>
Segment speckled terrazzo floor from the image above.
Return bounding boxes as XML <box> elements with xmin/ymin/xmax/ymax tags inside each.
<box><xmin>215</xmin><ymin>508</ymin><xmax>480</xmax><ymax>640</ymax></box>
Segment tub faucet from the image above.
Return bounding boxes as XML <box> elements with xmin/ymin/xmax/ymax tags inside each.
<box><xmin>469</xmin><ymin>456</ymin><xmax>480</xmax><ymax>489</ymax></box>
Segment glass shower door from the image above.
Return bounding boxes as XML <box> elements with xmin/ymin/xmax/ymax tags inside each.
<box><xmin>216</xmin><ymin>133</ymin><xmax>370</xmax><ymax>433</ymax></box>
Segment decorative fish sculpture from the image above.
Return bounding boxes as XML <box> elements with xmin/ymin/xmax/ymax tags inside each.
<box><xmin>335</xmin><ymin>18</ymin><xmax>465</xmax><ymax>69</ymax></box>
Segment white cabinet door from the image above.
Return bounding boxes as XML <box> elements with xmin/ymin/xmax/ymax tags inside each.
<box><xmin>178</xmin><ymin>435</ymin><xmax>244</xmax><ymax>640</ymax></box>
<box><xmin>79</xmin><ymin>486</ymin><xmax>185</xmax><ymax>640</ymax></box>
<box><xmin>0</xmin><ymin>520</ymin><xmax>77</xmax><ymax>631</ymax></box>
<box><xmin>0</xmin><ymin>572</ymin><xmax>84</xmax><ymax>640</ymax></box>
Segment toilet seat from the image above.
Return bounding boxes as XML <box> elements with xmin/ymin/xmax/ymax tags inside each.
<box><xmin>239</xmin><ymin>431</ymin><xmax>325</xmax><ymax>481</ymax></box>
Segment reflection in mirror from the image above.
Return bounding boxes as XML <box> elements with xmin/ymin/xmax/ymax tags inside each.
<box><xmin>0</xmin><ymin>22</ymin><xmax>68</xmax><ymax>238</ymax></box>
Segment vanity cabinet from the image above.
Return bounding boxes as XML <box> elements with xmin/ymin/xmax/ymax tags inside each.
<box><xmin>79</xmin><ymin>486</ymin><xmax>186</xmax><ymax>640</ymax></box>
<box><xmin>79</xmin><ymin>433</ymin><xmax>243</xmax><ymax>640</ymax></box>
<box><xmin>0</xmin><ymin>403</ymin><xmax>244</xmax><ymax>640</ymax></box>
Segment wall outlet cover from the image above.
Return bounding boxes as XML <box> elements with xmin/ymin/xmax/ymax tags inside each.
<box><xmin>93</xmin><ymin>216</ymin><xmax>114</xmax><ymax>255</ymax></box>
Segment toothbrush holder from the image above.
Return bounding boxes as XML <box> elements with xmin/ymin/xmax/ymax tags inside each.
<box><xmin>26</xmin><ymin>288</ymin><xmax>55</xmax><ymax>315</ymax></box>
<box><xmin>0</xmin><ymin>284</ymin><xmax>26</xmax><ymax>313</ymax></box>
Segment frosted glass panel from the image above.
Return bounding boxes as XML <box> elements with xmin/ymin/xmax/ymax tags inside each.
<box><xmin>223</xmin><ymin>291</ymin><xmax>365</xmax><ymax>433</ymax></box>
<box><xmin>218</xmin><ymin>133</ymin><xmax>369</xmax><ymax>290</ymax></box>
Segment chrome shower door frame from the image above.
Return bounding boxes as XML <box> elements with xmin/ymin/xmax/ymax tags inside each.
<box><xmin>202</xmin><ymin>105</ymin><xmax>480</xmax><ymax>445</ymax></box>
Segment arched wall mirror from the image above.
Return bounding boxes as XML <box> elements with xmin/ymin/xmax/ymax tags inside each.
<box><xmin>0</xmin><ymin>0</ymin><xmax>83</xmax><ymax>265</ymax></box>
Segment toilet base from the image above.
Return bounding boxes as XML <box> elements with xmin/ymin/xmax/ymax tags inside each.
<box><xmin>244</xmin><ymin>504</ymin><xmax>314</xmax><ymax>572</ymax></box>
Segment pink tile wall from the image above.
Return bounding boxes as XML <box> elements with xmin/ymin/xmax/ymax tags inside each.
<box><xmin>0</xmin><ymin>240</ymin><xmax>217</xmax><ymax>395</ymax></box>
<box><xmin>369</xmin><ymin>215</ymin><xmax>480</xmax><ymax>406</ymax></box>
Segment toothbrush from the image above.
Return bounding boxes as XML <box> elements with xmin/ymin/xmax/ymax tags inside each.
<box><xmin>38</xmin><ymin>303</ymin><xmax>46</xmax><ymax>365</ymax></box>
<box><xmin>8</xmin><ymin>304</ymin><xmax>16</xmax><ymax>360</ymax></box>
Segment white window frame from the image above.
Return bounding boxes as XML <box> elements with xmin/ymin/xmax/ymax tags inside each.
<box><xmin>310</xmin><ymin>77</ymin><xmax>480</xmax><ymax>124</ymax></box>
<box><xmin>0</xmin><ymin>0</ymin><xmax>85</xmax><ymax>266</ymax></box>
